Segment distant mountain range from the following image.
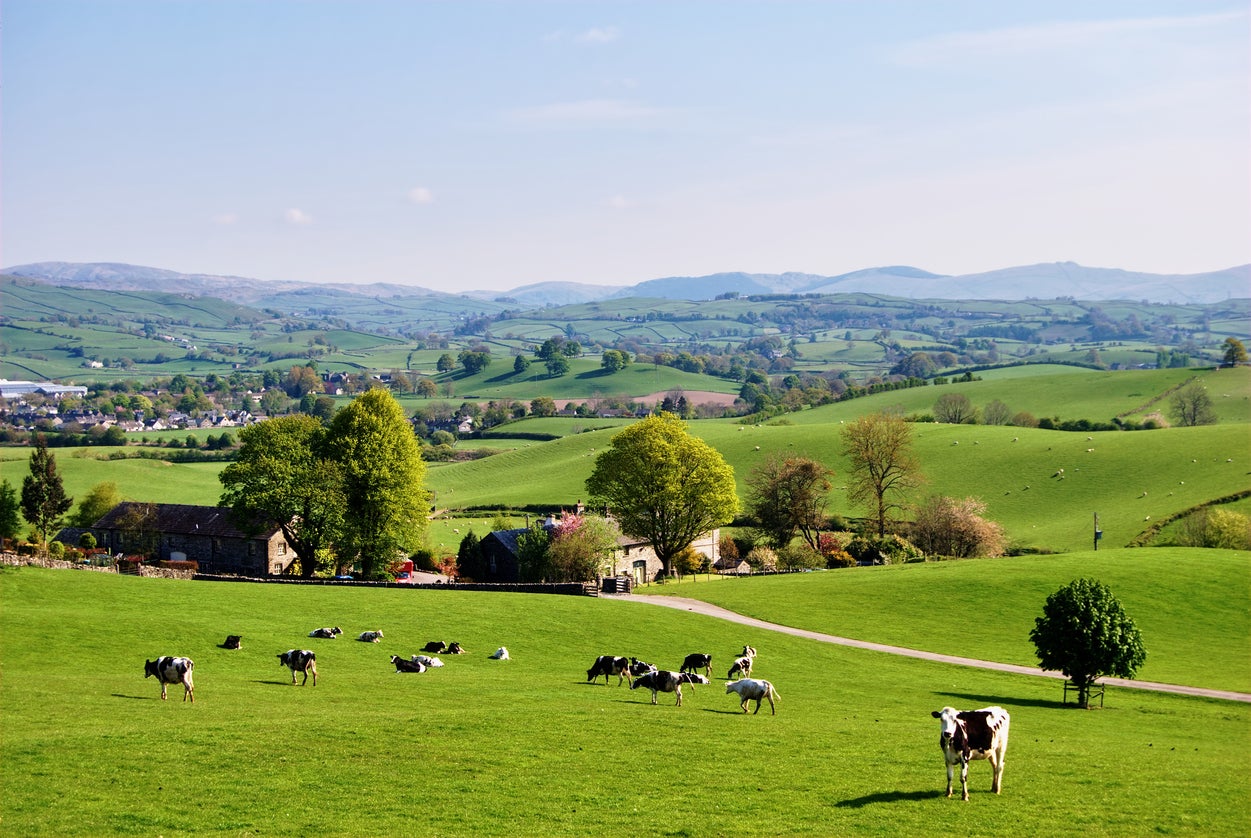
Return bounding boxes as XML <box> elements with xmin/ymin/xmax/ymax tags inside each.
<box><xmin>4</xmin><ymin>260</ymin><xmax>1247</xmax><ymax>307</ymax></box>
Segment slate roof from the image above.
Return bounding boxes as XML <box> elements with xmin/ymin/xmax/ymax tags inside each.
<box><xmin>92</xmin><ymin>502</ymin><xmax>282</xmax><ymax>539</ymax></box>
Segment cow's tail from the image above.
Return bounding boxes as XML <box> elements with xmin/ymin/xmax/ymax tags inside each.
<box><xmin>768</xmin><ymin>682</ymin><xmax>780</xmax><ymax>702</ymax></box>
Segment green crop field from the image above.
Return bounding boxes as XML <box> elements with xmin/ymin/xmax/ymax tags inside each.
<box><xmin>0</xmin><ymin>566</ymin><xmax>1247</xmax><ymax>837</ymax></box>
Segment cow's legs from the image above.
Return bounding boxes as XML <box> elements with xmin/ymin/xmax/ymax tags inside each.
<box><xmin>183</xmin><ymin>681</ymin><xmax>193</xmax><ymax>703</ymax></box>
<box><xmin>990</xmin><ymin>754</ymin><xmax>1003</xmax><ymax>794</ymax></box>
<box><xmin>944</xmin><ymin>762</ymin><xmax>954</xmax><ymax>798</ymax></box>
<box><xmin>675</xmin><ymin>687</ymin><xmax>683</xmax><ymax>707</ymax></box>
<box><xmin>753</xmin><ymin>698</ymin><xmax>762</xmax><ymax>714</ymax></box>
<box><xmin>960</xmin><ymin>760</ymin><xmax>970</xmax><ymax>801</ymax></box>
<box><xmin>160</xmin><ymin>683</ymin><xmax>168</xmax><ymax>701</ymax></box>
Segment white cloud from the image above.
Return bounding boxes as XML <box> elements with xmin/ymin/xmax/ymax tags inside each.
<box><xmin>284</xmin><ymin>208</ymin><xmax>313</xmax><ymax>225</ymax></box>
<box><xmin>891</xmin><ymin>11</ymin><xmax>1247</xmax><ymax>64</ymax></box>
<box><xmin>606</xmin><ymin>195</ymin><xmax>631</xmax><ymax>209</ymax></box>
<box><xmin>211</xmin><ymin>213</ymin><xmax>237</xmax><ymax>225</ymax></box>
<box><xmin>510</xmin><ymin>98</ymin><xmax>662</xmax><ymax>124</ymax></box>
<box><xmin>408</xmin><ymin>186</ymin><xmax>435</xmax><ymax>205</ymax></box>
<box><xmin>575</xmin><ymin>26</ymin><xmax>619</xmax><ymax>44</ymax></box>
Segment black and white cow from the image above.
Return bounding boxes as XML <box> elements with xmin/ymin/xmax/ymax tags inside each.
<box><xmin>144</xmin><ymin>656</ymin><xmax>195</xmax><ymax>703</ymax></box>
<box><xmin>308</xmin><ymin>627</ymin><xmax>342</xmax><ymax>639</ymax></box>
<box><xmin>680</xmin><ymin>653</ymin><xmax>712</xmax><ymax>677</ymax></box>
<box><xmin>357</xmin><ymin>630</ymin><xmax>384</xmax><ymax>643</ymax></box>
<box><xmin>391</xmin><ymin>655</ymin><xmax>426</xmax><ymax>674</ymax></box>
<box><xmin>447</xmin><ymin>642</ymin><xmax>466</xmax><ymax>655</ymax></box>
<box><xmin>410</xmin><ymin>654</ymin><xmax>444</xmax><ymax>668</ymax></box>
<box><xmin>725</xmin><ymin>678</ymin><xmax>779</xmax><ymax>715</ymax></box>
<box><xmin>278</xmin><ymin>649</ymin><xmax>318</xmax><ymax>686</ymax></box>
<box><xmin>630</xmin><ymin>670</ymin><xmax>707</xmax><ymax>706</ymax></box>
<box><xmin>421</xmin><ymin>640</ymin><xmax>447</xmax><ymax>654</ymax></box>
<box><xmin>931</xmin><ymin>706</ymin><xmax>1011</xmax><ymax>800</ymax></box>
<box><xmin>740</xmin><ymin>645</ymin><xmax>757</xmax><ymax>659</ymax></box>
<box><xmin>220</xmin><ymin>635</ymin><xmax>242</xmax><ymax>650</ymax></box>
<box><xmin>629</xmin><ymin>657</ymin><xmax>657</xmax><ymax>677</ymax></box>
<box><xmin>586</xmin><ymin>655</ymin><xmax>632</xmax><ymax>686</ymax></box>
<box><xmin>727</xmin><ymin>655</ymin><xmax>753</xmax><ymax>679</ymax></box>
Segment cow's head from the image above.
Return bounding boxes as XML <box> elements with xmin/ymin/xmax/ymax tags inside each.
<box><xmin>932</xmin><ymin>707</ymin><xmax>962</xmax><ymax>748</ymax></box>
<box><xmin>144</xmin><ymin>659</ymin><xmax>158</xmax><ymax>679</ymax></box>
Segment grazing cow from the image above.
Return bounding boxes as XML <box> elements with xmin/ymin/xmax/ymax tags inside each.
<box><xmin>741</xmin><ymin>645</ymin><xmax>757</xmax><ymax>659</ymax></box>
<box><xmin>489</xmin><ymin>647</ymin><xmax>510</xmax><ymax>660</ymax></box>
<box><xmin>725</xmin><ymin>678</ymin><xmax>779</xmax><ymax>715</ymax></box>
<box><xmin>727</xmin><ymin>656</ymin><xmax>753</xmax><ymax>679</ymax></box>
<box><xmin>391</xmin><ymin>655</ymin><xmax>426</xmax><ymax>674</ymax></box>
<box><xmin>587</xmin><ymin>655</ymin><xmax>632</xmax><ymax>686</ymax></box>
<box><xmin>447</xmin><ymin>642</ymin><xmax>466</xmax><ymax>655</ymax></box>
<box><xmin>629</xmin><ymin>657</ymin><xmax>657</xmax><ymax>677</ymax></box>
<box><xmin>357</xmin><ymin>630</ymin><xmax>384</xmax><ymax>643</ymax></box>
<box><xmin>931</xmin><ymin>706</ymin><xmax>1011</xmax><ymax>800</ymax></box>
<box><xmin>410</xmin><ymin>655</ymin><xmax>444</xmax><ymax>668</ymax></box>
<box><xmin>308</xmin><ymin>627</ymin><xmax>342</xmax><ymax>639</ymax></box>
<box><xmin>220</xmin><ymin>635</ymin><xmax>242</xmax><ymax>650</ymax></box>
<box><xmin>680</xmin><ymin>653</ymin><xmax>713</xmax><ymax>677</ymax></box>
<box><xmin>144</xmin><ymin>657</ymin><xmax>195</xmax><ymax>703</ymax></box>
<box><xmin>630</xmin><ymin>670</ymin><xmax>707</xmax><ymax>706</ymax></box>
<box><xmin>421</xmin><ymin>640</ymin><xmax>447</xmax><ymax>654</ymax></box>
<box><xmin>278</xmin><ymin>649</ymin><xmax>318</xmax><ymax>686</ymax></box>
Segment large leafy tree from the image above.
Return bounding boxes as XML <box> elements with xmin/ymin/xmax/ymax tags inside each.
<box><xmin>586</xmin><ymin>412</ymin><xmax>739</xmax><ymax>577</ymax></box>
<box><xmin>1222</xmin><ymin>337</ymin><xmax>1247</xmax><ymax>367</ymax></box>
<box><xmin>69</xmin><ymin>481</ymin><xmax>123</xmax><ymax>528</ymax></box>
<box><xmin>219</xmin><ymin>414</ymin><xmax>346</xmax><ymax>577</ymax></box>
<box><xmin>1029</xmin><ymin>578</ymin><xmax>1146</xmax><ymax>709</ymax></box>
<box><xmin>840</xmin><ymin>412</ymin><xmax>924</xmax><ymax>536</ymax></box>
<box><xmin>20</xmin><ymin>436</ymin><xmax>73</xmax><ymax>555</ymax></box>
<box><xmin>746</xmin><ymin>455</ymin><xmax>833</xmax><ymax>550</ymax></box>
<box><xmin>326</xmin><ymin>389</ymin><xmax>430</xmax><ymax>579</ymax></box>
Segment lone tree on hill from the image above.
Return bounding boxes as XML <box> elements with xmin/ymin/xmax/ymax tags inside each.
<box><xmin>1029</xmin><ymin>578</ymin><xmax>1146</xmax><ymax>709</ymax></box>
<box><xmin>20</xmin><ymin>436</ymin><xmax>73</xmax><ymax>556</ymax></box>
<box><xmin>840</xmin><ymin>412</ymin><xmax>923</xmax><ymax>537</ymax></box>
<box><xmin>586</xmin><ymin>412</ymin><xmax>739</xmax><ymax>578</ymax></box>
<box><xmin>1221</xmin><ymin>337</ymin><xmax>1247</xmax><ymax>367</ymax></box>
<box><xmin>1169</xmin><ymin>380</ymin><xmax>1217</xmax><ymax>427</ymax></box>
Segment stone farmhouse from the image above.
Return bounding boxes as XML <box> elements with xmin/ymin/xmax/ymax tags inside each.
<box><xmin>477</xmin><ymin>513</ymin><xmax>719</xmax><ymax>584</ymax></box>
<box><xmin>89</xmin><ymin>502</ymin><xmax>295</xmax><ymax>576</ymax></box>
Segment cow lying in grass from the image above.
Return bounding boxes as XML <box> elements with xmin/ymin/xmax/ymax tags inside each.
<box><xmin>489</xmin><ymin>647</ymin><xmax>510</xmax><ymax>660</ymax></box>
<box><xmin>725</xmin><ymin>678</ymin><xmax>779</xmax><ymax>715</ymax></box>
<box><xmin>308</xmin><ymin>627</ymin><xmax>342</xmax><ymax>639</ymax></box>
<box><xmin>932</xmin><ymin>706</ymin><xmax>1010</xmax><ymax>800</ymax></box>
<box><xmin>630</xmin><ymin>670</ymin><xmax>709</xmax><ymax>706</ymax></box>
<box><xmin>145</xmin><ymin>656</ymin><xmax>195</xmax><ymax>703</ymax></box>
<box><xmin>411</xmin><ymin>655</ymin><xmax>444</xmax><ymax>668</ymax></box>
<box><xmin>357</xmin><ymin>630</ymin><xmax>384</xmax><ymax>643</ymax></box>
<box><xmin>391</xmin><ymin>655</ymin><xmax>426</xmax><ymax>673</ymax></box>
<box><xmin>629</xmin><ymin>657</ymin><xmax>657</xmax><ymax>677</ymax></box>
<box><xmin>587</xmin><ymin>655</ymin><xmax>632</xmax><ymax>686</ymax></box>
<box><xmin>220</xmin><ymin>635</ymin><xmax>242</xmax><ymax>650</ymax></box>
<box><xmin>278</xmin><ymin>650</ymin><xmax>318</xmax><ymax>686</ymax></box>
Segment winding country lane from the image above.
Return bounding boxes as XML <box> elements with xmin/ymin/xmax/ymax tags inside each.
<box><xmin>608</xmin><ymin>594</ymin><xmax>1251</xmax><ymax>704</ymax></box>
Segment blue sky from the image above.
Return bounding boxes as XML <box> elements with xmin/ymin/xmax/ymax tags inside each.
<box><xmin>3</xmin><ymin>1</ymin><xmax>1247</xmax><ymax>293</ymax></box>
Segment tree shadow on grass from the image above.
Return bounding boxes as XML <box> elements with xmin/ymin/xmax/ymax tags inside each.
<box><xmin>936</xmin><ymin>691</ymin><xmax>1066</xmax><ymax>710</ymax></box>
<box><xmin>835</xmin><ymin>790</ymin><xmax>945</xmax><ymax>809</ymax></box>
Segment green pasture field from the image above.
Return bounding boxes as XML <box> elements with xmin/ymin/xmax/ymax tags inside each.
<box><xmin>0</xmin><ymin>567</ymin><xmax>1247</xmax><ymax>837</ymax></box>
<box><xmin>643</xmin><ymin>548</ymin><xmax>1251</xmax><ymax>693</ymax></box>
<box><xmin>0</xmin><ymin>447</ymin><xmax>227</xmax><ymax>509</ymax></box>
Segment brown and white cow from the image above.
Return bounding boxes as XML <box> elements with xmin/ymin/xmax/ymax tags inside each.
<box><xmin>630</xmin><ymin>670</ymin><xmax>707</xmax><ymax>706</ymax></box>
<box><xmin>144</xmin><ymin>656</ymin><xmax>195</xmax><ymax>702</ymax></box>
<box><xmin>586</xmin><ymin>655</ymin><xmax>632</xmax><ymax>686</ymax></box>
<box><xmin>727</xmin><ymin>655</ymin><xmax>753</xmax><ymax>679</ymax></box>
<box><xmin>278</xmin><ymin>649</ymin><xmax>318</xmax><ymax>686</ymax></box>
<box><xmin>931</xmin><ymin>706</ymin><xmax>1010</xmax><ymax>800</ymax></box>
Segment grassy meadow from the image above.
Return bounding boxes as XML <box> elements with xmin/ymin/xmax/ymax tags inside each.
<box><xmin>1</xmin><ymin>565</ymin><xmax>1248</xmax><ymax>837</ymax></box>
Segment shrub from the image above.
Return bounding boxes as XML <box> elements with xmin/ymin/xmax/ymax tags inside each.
<box><xmin>846</xmin><ymin>534</ymin><xmax>923</xmax><ymax>565</ymax></box>
<box><xmin>909</xmin><ymin>495</ymin><xmax>1006</xmax><ymax>558</ymax></box>
<box><xmin>744</xmin><ymin>545</ymin><xmax>777</xmax><ymax>572</ymax></box>
<box><xmin>47</xmin><ymin>541</ymin><xmax>65</xmax><ymax>560</ymax></box>
<box><xmin>777</xmin><ymin>542</ymin><xmax>823</xmax><ymax>571</ymax></box>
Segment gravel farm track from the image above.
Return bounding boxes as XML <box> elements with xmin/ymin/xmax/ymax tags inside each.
<box><xmin>611</xmin><ymin>594</ymin><xmax>1251</xmax><ymax>704</ymax></box>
